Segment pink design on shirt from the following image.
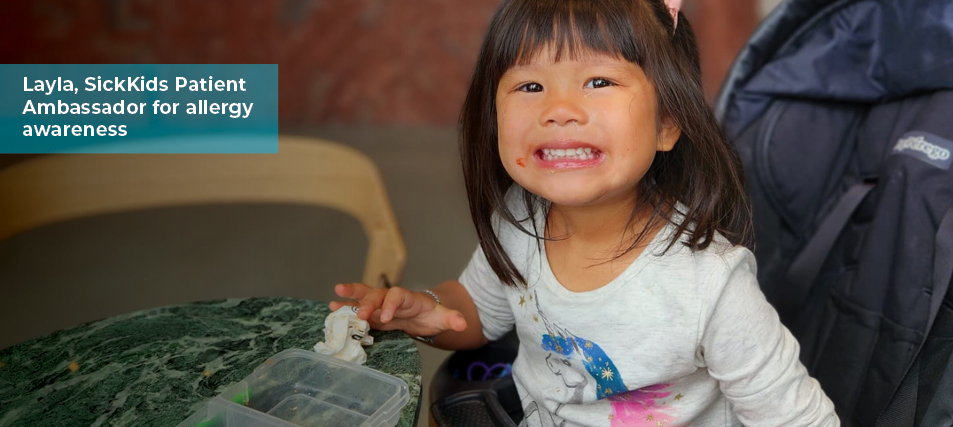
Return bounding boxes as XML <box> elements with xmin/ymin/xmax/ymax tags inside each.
<box><xmin>608</xmin><ymin>383</ymin><xmax>679</xmax><ymax>426</ymax></box>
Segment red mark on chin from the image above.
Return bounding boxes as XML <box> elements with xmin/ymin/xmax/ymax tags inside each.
<box><xmin>516</xmin><ymin>158</ymin><xmax>525</xmax><ymax>167</ymax></box>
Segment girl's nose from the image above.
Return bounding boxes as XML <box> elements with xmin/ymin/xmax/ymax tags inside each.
<box><xmin>540</xmin><ymin>92</ymin><xmax>588</xmax><ymax>127</ymax></box>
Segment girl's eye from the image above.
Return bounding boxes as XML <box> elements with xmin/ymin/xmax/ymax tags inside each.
<box><xmin>518</xmin><ymin>82</ymin><xmax>543</xmax><ymax>93</ymax></box>
<box><xmin>585</xmin><ymin>78</ymin><xmax>614</xmax><ymax>89</ymax></box>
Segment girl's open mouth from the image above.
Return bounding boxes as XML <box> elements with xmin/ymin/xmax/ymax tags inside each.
<box><xmin>534</xmin><ymin>147</ymin><xmax>604</xmax><ymax>169</ymax></box>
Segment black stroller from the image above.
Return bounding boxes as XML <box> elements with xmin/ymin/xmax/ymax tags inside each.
<box><xmin>431</xmin><ymin>0</ymin><xmax>953</xmax><ymax>426</ymax></box>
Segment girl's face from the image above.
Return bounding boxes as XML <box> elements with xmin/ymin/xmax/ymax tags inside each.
<box><xmin>495</xmin><ymin>47</ymin><xmax>680</xmax><ymax>210</ymax></box>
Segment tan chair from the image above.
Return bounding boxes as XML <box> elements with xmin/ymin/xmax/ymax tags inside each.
<box><xmin>0</xmin><ymin>135</ymin><xmax>405</xmax><ymax>288</ymax></box>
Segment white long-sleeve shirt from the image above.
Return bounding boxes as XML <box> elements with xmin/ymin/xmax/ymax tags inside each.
<box><xmin>459</xmin><ymin>188</ymin><xmax>840</xmax><ymax>427</ymax></box>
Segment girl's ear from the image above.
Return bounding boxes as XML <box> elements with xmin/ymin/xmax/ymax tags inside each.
<box><xmin>657</xmin><ymin>116</ymin><xmax>680</xmax><ymax>152</ymax></box>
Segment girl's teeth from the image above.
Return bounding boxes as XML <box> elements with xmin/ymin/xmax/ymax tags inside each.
<box><xmin>541</xmin><ymin>148</ymin><xmax>598</xmax><ymax>161</ymax></box>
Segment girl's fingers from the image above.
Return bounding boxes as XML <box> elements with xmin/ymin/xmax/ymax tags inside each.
<box><xmin>364</xmin><ymin>309</ymin><xmax>399</xmax><ymax>331</ymax></box>
<box><xmin>379</xmin><ymin>287</ymin><xmax>413</xmax><ymax>323</ymax></box>
<box><xmin>334</xmin><ymin>283</ymin><xmax>369</xmax><ymax>299</ymax></box>
<box><xmin>332</xmin><ymin>283</ymin><xmax>384</xmax><ymax>320</ymax></box>
<box><xmin>327</xmin><ymin>300</ymin><xmax>357</xmax><ymax>311</ymax></box>
<box><xmin>329</xmin><ymin>284</ymin><xmax>363</xmax><ymax>312</ymax></box>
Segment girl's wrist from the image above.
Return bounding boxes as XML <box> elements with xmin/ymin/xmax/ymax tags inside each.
<box><xmin>413</xmin><ymin>289</ymin><xmax>441</xmax><ymax>344</ymax></box>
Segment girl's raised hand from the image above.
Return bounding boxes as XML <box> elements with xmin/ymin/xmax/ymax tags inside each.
<box><xmin>329</xmin><ymin>283</ymin><xmax>468</xmax><ymax>338</ymax></box>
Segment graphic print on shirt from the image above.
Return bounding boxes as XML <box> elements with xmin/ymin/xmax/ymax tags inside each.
<box><xmin>526</xmin><ymin>290</ymin><xmax>680</xmax><ymax>427</ymax></box>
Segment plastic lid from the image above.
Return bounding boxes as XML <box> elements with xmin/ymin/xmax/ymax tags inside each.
<box><xmin>176</xmin><ymin>349</ymin><xmax>410</xmax><ymax>427</ymax></box>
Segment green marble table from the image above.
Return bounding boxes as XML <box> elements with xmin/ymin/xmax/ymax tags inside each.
<box><xmin>0</xmin><ymin>297</ymin><xmax>421</xmax><ymax>427</ymax></box>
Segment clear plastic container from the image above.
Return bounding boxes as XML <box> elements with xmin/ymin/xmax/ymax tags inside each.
<box><xmin>176</xmin><ymin>349</ymin><xmax>410</xmax><ymax>427</ymax></box>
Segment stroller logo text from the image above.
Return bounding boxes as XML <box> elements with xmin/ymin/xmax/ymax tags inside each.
<box><xmin>891</xmin><ymin>131</ymin><xmax>953</xmax><ymax>170</ymax></box>
<box><xmin>894</xmin><ymin>136</ymin><xmax>950</xmax><ymax>160</ymax></box>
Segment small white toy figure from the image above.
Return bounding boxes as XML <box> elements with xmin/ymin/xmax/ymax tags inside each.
<box><xmin>314</xmin><ymin>305</ymin><xmax>374</xmax><ymax>364</ymax></box>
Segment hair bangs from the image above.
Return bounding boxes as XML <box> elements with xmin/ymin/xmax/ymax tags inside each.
<box><xmin>494</xmin><ymin>0</ymin><xmax>644</xmax><ymax>70</ymax></box>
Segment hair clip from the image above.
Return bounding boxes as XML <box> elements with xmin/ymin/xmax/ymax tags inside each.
<box><xmin>664</xmin><ymin>0</ymin><xmax>681</xmax><ymax>31</ymax></box>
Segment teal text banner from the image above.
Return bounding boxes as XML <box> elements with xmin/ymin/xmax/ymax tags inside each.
<box><xmin>1</xmin><ymin>64</ymin><xmax>278</xmax><ymax>153</ymax></box>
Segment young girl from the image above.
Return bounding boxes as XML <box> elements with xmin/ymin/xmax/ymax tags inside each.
<box><xmin>331</xmin><ymin>0</ymin><xmax>840</xmax><ymax>425</ymax></box>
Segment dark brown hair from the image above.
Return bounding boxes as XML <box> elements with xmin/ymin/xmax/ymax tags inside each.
<box><xmin>459</xmin><ymin>0</ymin><xmax>753</xmax><ymax>287</ymax></box>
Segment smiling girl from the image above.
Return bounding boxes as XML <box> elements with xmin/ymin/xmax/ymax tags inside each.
<box><xmin>331</xmin><ymin>0</ymin><xmax>839</xmax><ymax>425</ymax></box>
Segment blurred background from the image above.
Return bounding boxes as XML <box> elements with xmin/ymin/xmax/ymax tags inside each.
<box><xmin>0</xmin><ymin>1</ymin><xmax>781</xmax><ymax>426</ymax></box>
